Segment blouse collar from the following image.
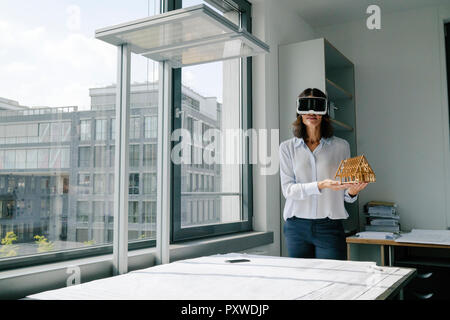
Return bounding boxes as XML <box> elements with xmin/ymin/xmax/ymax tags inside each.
<box><xmin>294</xmin><ymin>136</ymin><xmax>332</xmax><ymax>148</ymax></box>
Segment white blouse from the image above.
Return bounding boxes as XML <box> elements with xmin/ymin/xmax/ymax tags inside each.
<box><xmin>279</xmin><ymin>136</ymin><xmax>357</xmax><ymax>221</ymax></box>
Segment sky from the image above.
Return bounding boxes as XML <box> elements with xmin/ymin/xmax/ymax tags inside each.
<box><xmin>0</xmin><ymin>0</ymin><xmax>223</xmax><ymax>110</ymax></box>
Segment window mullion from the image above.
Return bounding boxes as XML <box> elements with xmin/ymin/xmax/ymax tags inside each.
<box><xmin>155</xmin><ymin>61</ymin><xmax>172</xmax><ymax>265</ymax></box>
<box><xmin>113</xmin><ymin>44</ymin><xmax>130</xmax><ymax>276</ymax></box>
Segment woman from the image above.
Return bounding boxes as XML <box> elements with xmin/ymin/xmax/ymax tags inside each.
<box><xmin>280</xmin><ymin>88</ymin><xmax>368</xmax><ymax>260</ymax></box>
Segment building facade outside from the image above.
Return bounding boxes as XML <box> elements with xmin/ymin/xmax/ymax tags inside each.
<box><xmin>0</xmin><ymin>83</ymin><xmax>223</xmax><ymax>256</ymax></box>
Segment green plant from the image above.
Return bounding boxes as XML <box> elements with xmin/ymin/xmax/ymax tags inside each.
<box><xmin>34</xmin><ymin>235</ymin><xmax>54</xmax><ymax>253</ymax></box>
<box><xmin>0</xmin><ymin>231</ymin><xmax>18</xmax><ymax>257</ymax></box>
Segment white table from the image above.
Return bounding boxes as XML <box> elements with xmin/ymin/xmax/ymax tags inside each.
<box><xmin>27</xmin><ymin>253</ymin><xmax>416</xmax><ymax>300</ymax></box>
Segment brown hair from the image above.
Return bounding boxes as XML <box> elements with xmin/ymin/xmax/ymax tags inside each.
<box><xmin>292</xmin><ymin>88</ymin><xmax>334</xmax><ymax>139</ymax></box>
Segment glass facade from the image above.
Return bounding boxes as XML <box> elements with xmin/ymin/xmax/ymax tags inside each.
<box><xmin>0</xmin><ymin>0</ymin><xmax>161</xmax><ymax>260</ymax></box>
<box><xmin>0</xmin><ymin>82</ymin><xmax>172</xmax><ymax>252</ymax></box>
<box><xmin>0</xmin><ymin>0</ymin><xmax>252</xmax><ymax>267</ymax></box>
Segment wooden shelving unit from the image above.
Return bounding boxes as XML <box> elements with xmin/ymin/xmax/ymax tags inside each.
<box><xmin>330</xmin><ymin>118</ymin><xmax>353</xmax><ymax>131</ymax></box>
<box><xmin>326</xmin><ymin>78</ymin><xmax>353</xmax><ymax>100</ymax></box>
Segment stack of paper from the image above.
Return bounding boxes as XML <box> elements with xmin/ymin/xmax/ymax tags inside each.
<box><xmin>364</xmin><ymin>201</ymin><xmax>400</xmax><ymax>232</ymax></box>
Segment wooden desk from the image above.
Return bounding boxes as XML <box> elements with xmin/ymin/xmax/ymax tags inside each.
<box><xmin>346</xmin><ymin>236</ymin><xmax>450</xmax><ymax>266</ymax></box>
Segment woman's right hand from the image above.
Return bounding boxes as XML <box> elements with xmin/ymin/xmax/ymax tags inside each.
<box><xmin>318</xmin><ymin>179</ymin><xmax>348</xmax><ymax>191</ymax></box>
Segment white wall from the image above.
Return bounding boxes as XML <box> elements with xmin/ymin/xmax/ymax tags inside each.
<box><xmin>249</xmin><ymin>2</ymin><xmax>450</xmax><ymax>260</ymax></box>
<box><xmin>314</xmin><ymin>5</ymin><xmax>450</xmax><ymax>232</ymax></box>
<box><xmin>246</xmin><ymin>0</ymin><xmax>316</xmax><ymax>256</ymax></box>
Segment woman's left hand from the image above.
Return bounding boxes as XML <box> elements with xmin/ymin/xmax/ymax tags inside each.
<box><xmin>345</xmin><ymin>182</ymin><xmax>369</xmax><ymax>196</ymax></box>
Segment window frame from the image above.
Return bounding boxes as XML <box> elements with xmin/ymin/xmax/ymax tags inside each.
<box><xmin>170</xmin><ymin>0</ymin><xmax>253</xmax><ymax>242</ymax></box>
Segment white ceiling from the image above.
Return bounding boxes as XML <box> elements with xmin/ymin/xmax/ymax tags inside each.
<box><xmin>279</xmin><ymin>0</ymin><xmax>450</xmax><ymax>28</ymax></box>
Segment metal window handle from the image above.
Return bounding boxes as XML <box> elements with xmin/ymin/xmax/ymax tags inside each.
<box><xmin>175</xmin><ymin>108</ymin><xmax>185</xmax><ymax>118</ymax></box>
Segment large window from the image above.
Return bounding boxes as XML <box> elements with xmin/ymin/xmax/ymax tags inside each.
<box><xmin>0</xmin><ymin>0</ymin><xmax>160</xmax><ymax>267</ymax></box>
<box><xmin>171</xmin><ymin>0</ymin><xmax>253</xmax><ymax>241</ymax></box>
<box><xmin>0</xmin><ymin>0</ymin><xmax>254</xmax><ymax>270</ymax></box>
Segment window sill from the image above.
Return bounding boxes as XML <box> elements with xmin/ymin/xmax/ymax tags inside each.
<box><xmin>0</xmin><ymin>230</ymin><xmax>273</xmax><ymax>299</ymax></box>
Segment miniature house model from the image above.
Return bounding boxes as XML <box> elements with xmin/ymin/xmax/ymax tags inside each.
<box><xmin>334</xmin><ymin>155</ymin><xmax>376</xmax><ymax>183</ymax></box>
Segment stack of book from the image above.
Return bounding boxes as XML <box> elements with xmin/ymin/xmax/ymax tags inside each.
<box><xmin>364</xmin><ymin>201</ymin><xmax>400</xmax><ymax>233</ymax></box>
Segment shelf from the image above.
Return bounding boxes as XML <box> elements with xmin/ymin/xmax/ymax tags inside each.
<box><xmin>326</xmin><ymin>78</ymin><xmax>353</xmax><ymax>100</ymax></box>
<box><xmin>330</xmin><ymin>118</ymin><xmax>353</xmax><ymax>132</ymax></box>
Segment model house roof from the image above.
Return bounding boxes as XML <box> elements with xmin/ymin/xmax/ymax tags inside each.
<box><xmin>334</xmin><ymin>155</ymin><xmax>376</xmax><ymax>183</ymax></box>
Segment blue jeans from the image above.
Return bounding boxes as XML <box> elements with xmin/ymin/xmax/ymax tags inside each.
<box><xmin>283</xmin><ymin>216</ymin><xmax>347</xmax><ymax>260</ymax></box>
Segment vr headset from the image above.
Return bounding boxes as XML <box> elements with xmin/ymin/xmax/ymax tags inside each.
<box><xmin>296</xmin><ymin>97</ymin><xmax>328</xmax><ymax>115</ymax></box>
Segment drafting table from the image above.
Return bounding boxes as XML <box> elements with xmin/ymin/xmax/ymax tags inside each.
<box><xmin>27</xmin><ymin>253</ymin><xmax>415</xmax><ymax>300</ymax></box>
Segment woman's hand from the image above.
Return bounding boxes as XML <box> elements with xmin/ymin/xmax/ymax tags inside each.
<box><xmin>345</xmin><ymin>182</ymin><xmax>369</xmax><ymax>196</ymax></box>
<box><xmin>318</xmin><ymin>179</ymin><xmax>348</xmax><ymax>191</ymax></box>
